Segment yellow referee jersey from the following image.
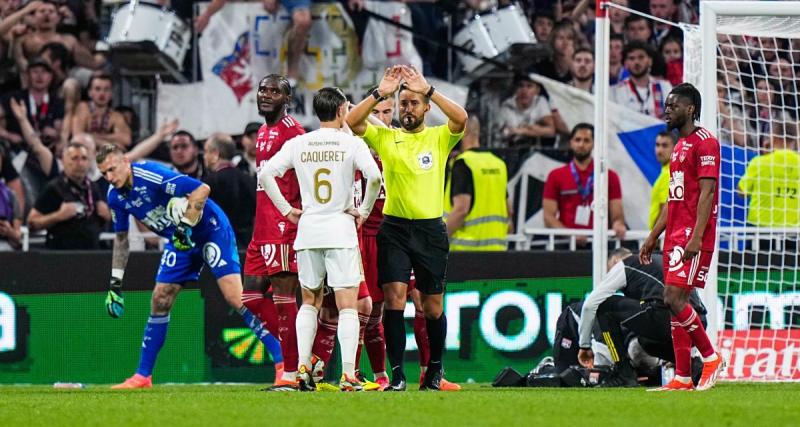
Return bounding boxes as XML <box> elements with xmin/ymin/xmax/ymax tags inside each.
<box><xmin>362</xmin><ymin>123</ymin><xmax>464</xmax><ymax>219</ymax></box>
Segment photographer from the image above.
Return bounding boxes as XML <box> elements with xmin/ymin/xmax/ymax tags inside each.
<box><xmin>27</xmin><ymin>141</ymin><xmax>108</xmax><ymax>249</ymax></box>
<box><xmin>577</xmin><ymin>248</ymin><xmax>706</xmax><ymax>386</ymax></box>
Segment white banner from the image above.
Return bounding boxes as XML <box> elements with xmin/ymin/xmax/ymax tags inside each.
<box><xmin>157</xmin><ymin>1</ymin><xmax>436</xmax><ymax>138</ymax></box>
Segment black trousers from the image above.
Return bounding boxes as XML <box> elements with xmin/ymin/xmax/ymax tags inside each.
<box><xmin>595</xmin><ymin>296</ymin><xmax>675</xmax><ymax>363</ymax></box>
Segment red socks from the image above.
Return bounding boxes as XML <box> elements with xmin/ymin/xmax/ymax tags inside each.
<box><xmin>274</xmin><ymin>293</ymin><xmax>299</xmax><ymax>372</ymax></box>
<box><xmin>414</xmin><ymin>311</ymin><xmax>430</xmax><ymax>367</ymax></box>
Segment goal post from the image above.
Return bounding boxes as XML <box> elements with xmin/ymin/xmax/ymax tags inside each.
<box><xmin>693</xmin><ymin>1</ymin><xmax>800</xmax><ymax>381</ymax></box>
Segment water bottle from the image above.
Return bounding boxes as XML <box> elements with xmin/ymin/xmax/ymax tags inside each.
<box><xmin>53</xmin><ymin>382</ymin><xmax>85</xmax><ymax>389</ymax></box>
<box><xmin>661</xmin><ymin>365</ymin><xmax>675</xmax><ymax>386</ymax></box>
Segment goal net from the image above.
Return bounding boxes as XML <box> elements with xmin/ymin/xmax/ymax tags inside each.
<box><xmin>691</xmin><ymin>1</ymin><xmax>800</xmax><ymax>381</ymax></box>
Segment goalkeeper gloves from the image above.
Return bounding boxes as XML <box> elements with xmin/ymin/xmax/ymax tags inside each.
<box><xmin>106</xmin><ymin>277</ymin><xmax>125</xmax><ymax>318</ymax></box>
<box><xmin>172</xmin><ymin>221</ymin><xmax>195</xmax><ymax>251</ymax></box>
<box><xmin>166</xmin><ymin>197</ymin><xmax>189</xmax><ymax>226</ymax></box>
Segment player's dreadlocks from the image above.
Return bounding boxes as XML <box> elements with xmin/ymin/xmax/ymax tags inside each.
<box><xmin>670</xmin><ymin>83</ymin><xmax>702</xmax><ymax>122</ymax></box>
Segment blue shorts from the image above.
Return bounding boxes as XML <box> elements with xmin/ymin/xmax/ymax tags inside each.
<box><xmin>281</xmin><ymin>0</ymin><xmax>310</xmax><ymax>14</ymax></box>
<box><xmin>155</xmin><ymin>223</ymin><xmax>241</xmax><ymax>285</ymax></box>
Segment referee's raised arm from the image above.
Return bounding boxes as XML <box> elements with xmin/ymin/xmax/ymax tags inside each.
<box><xmin>346</xmin><ymin>66</ymin><xmax>403</xmax><ymax>136</ymax></box>
<box><xmin>399</xmin><ymin>66</ymin><xmax>468</xmax><ymax>134</ymax></box>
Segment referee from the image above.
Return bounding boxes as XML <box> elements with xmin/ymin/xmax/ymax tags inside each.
<box><xmin>346</xmin><ymin>65</ymin><xmax>467</xmax><ymax>391</ymax></box>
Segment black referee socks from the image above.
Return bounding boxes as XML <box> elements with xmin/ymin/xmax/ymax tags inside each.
<box><xmin>426</xmin><ymin>314</ymin><xmax>446</xmax><ymax>371</ymax></box>
<box><xmin>383</xmin><ymin>309</ymin><xmax>406</xmax><ymax>378</ymax></box>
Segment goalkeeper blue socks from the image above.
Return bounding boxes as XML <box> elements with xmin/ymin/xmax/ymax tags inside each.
<box><xmin>239</xmin><ymin>306</ymin><xmax>283</xmax><ymax>363</ymax></box>
<box><xmin>136</xmin><ymin>314</ymin><xmax>170</xmax><ymax>377</ymax></box>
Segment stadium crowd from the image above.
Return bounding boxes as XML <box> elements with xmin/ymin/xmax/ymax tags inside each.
<box><xmin>0</xmin><ymin>0</ymin><xmax>798</xmax><ymax>252</ymax></box>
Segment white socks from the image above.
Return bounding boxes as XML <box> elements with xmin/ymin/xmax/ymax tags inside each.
<box><xmin>338</xmin><ymin>308</ymin><xmax>359</xmax><ymax>378</ymax></box>
<box><xmin>296</xmin><ymin>304</ymin><xmax>319</xmax><ymax>371</ymax></box>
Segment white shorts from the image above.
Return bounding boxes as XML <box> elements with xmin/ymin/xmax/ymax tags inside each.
<box><xmin>297</xmin><ymin>247</ymin><xmax>364</xmax><ymax>290</ymax></box>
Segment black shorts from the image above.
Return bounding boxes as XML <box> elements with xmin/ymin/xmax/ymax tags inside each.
<box><xmin>377</xmin><ymin>215</ymin><xmax>449</xmax><ymax>295</ymax></box>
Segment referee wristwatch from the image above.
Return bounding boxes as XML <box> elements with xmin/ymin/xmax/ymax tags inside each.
<box><xmin>371</xmin><ymin>88</ymin><xmax>387</xmax><ymax>102</ymax></box>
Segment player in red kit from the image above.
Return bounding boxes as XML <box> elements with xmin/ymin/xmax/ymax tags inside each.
<box><xmin>640</xmin><ymin>83</ymin><xmax>724</xmax><ymax>391</ymax></box>
<box><xmin>242</xmin><ymin>74</ymin><xmax>305</xmax><ymax>391</ymax></box>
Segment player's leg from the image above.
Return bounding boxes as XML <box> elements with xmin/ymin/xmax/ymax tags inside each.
<box><xmin>112</xmin><ymin>282</ymin><xmax>182</xmax><ymax>389</ymax></box>
<box><xmin>294</xmin><ymin>249</ymin><xmax>326</xmax><ymax>391</ymax></box>
<box><xmin>242</xmin><ymin>275</ymin><xmax>284</xmax><ymax>371</ymax></box>
<box><xmin>362</xmin><ymin>234</ymin><xmax>388</xmax><ymax>386</ymax></box>
<box><xmin>269</xmin><ymin>244</ymin><xmax>301</xmax><ymax>386</ymax></box>
<box><xmin>113</xmin><ymin>243</ymin><xmax>199</xmax><ymax>389</ymax></box>
<box><xmin>329</xmin><ymin>247</ymin><xmax>364</xmax><ymax>391</ymax></box>
<box><xmin>355</xmin><ymin>290</ymin><xmax>372</xmax><ymax>376</ymax></box>
<box><xmin>410</xmin><ymin>287</ymin><xmax>430</xmax><ymax>375</ymax></box>
<box><xmin>311</xmin><ymin>291</ymin><xmax>338</xmax><ymax>381</ymax></box>
<box><xmin>664</xmin><ymin>287</ymin><xmax>721</xmax><ymax>390</ymax></box>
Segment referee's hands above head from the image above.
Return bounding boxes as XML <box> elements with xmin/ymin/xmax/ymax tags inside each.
<box><xmin>399</xmin><ymin>66</ymin><xmax>431</xmax><ymax>95</ymax></box>
<box><xmin>377</xmin><ymin>66</ymin><xmax>403</xmax><ymax>98</ymax></box>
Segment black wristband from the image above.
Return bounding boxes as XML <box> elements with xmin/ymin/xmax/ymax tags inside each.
<box><xmin>425</xmin><ymin>85</ymin><xmax>436</xmax><ymax>98</ymax></box>
<box><xmin>371</xmin><ymin>89</ymin><xmax>386</xmax><ymax>102</ymax></box>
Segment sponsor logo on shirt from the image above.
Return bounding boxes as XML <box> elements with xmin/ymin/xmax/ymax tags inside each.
<box><xmin>700</xmin><ymin>155</ymin><xmax>716</xmax><ymax>167</ymax></box>
<box><xmin>165</xmin><ymin>183</ymin><xmax>177</xmax><ymax>195</ymax></box>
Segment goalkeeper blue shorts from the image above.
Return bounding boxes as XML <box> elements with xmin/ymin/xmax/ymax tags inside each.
<box><xmin>155</xmin><ymin>222</ymin><xmax>241</xmax><ymax>285</ymax></box>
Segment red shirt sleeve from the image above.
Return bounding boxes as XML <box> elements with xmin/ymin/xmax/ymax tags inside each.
<box><xmin>543</xmin><ymin>169</ymin><xmax>560</xmax><ymax>200</ymax></box>
<box><xmin>608</xmin><ymin>170</ymin><xmax>622</xmax><ymax>200</ymax></box>
<box><xmin>695</xmin><ymin>138</ymin><xmax>720</xmax><ymax>180</ymax></box>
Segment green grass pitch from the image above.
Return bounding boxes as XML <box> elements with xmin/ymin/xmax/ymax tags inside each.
<box><xmin>2</xmin><ymin>383</ymin><xmax>799</xmax><ymax>426</ymax></box>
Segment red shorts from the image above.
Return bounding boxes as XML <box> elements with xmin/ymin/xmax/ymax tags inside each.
<box><xmin>361</xmin><ymin>234</ymin><xmax>416</xmax><ymax>303</ymax></box>
<box><xmin>244</xmin><ymin>241</ymin><xmax>298</xmax><ymax>277</ymax></box>
<box><xmin>321</xmin><ymin>280</ymin><xmax>370</xmax><ymax>309</ymax></box>
<box><xmin>664</xmin><ymin>247</ymin><xmax>713</xmax><ymax>289</ymax></box>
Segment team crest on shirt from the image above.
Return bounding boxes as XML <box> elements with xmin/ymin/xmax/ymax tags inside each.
<box><xmin>417</xmin><ymin>151</ymin><xmax>433</xmax><ymax>170</ymax></box>
<box><xmin>278</xmin><ymin>221</ymin><xmax>286</xmax><ymax>234</ymax></box>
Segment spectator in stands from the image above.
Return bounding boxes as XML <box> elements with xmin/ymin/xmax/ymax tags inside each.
<box><xmin>648</xmin><ymin>131</ymin><xmax>675</xmax><ymax>229</ymax></box>
<box><xmin>444</xmin><ymin>117</ymin><xmax>510</xmax><ymax>251</ymax></box>
<box><xmin>568</xmin><ymin>47</ymin><xmax>594</xmax><ymax>93</ymax></box>
<box><xmin>5</xmin><ymin>95</ymin><xmax>58</xmax><ymax>213</ymax></box>
<box><xmin>194</xmin><ymin>0</ymin><xmax>310</xmax><ymax>87</ymax></box>
<box><xmin>649</xmin><ymin>0</ymin><xmax>682</xmax><ymax>45</ymax></box>
<box><xmin>542</xmin><ymin>123</ymin><xmax>626</xmax><ymax>246</ymax></box>
<box><xmin>768</xmin><ymin>57</ymin><xmax>798</xmax><ymax>113</ymax></box>
<box><xmin>0</xmin><ymin>58</ymin><xmax>64</xmax><ymax>146</ymax></box>
<box><xmin>13</xmin><ymin>0</ymin><xmax>104</xmax><ymax>72</ymax></box>
<box><xmin>624</xmin><ymin>15</ymin><xmax>653</xmax><ymax>45</ymax></box>
<box><xmin>71</xmin><ymin>73</ymin><xmax>132</xmax><ymax>150</ymax></box>
<box><xmin>168</xmin><ymin>130</ymin><xmax>205</xmax><ymax>179</ymax></box>
<box><xmin>536</xmin><ymin>20</ymin><xmax>577</xmax><ymax>83</ymax></box>
<box><xmin>27</xmin><ymin>141</ymin><xmax>109</xmax><ymax>249</ymax></box>
<box><xmin>202</xmin><ymin>132</ymin><xmax>255</xmax><ymax>245</ymax></box>
<box><xmin>609</xmin><ymin>33</ymin><xmax>629</xmax><ymax>85</ymax></box>
<box><xmin>608</xmin><ymin>0</ymin><xmax>629</xmax><ymax>35</ymax></box>
<box><xmin>70</xmin><ymin>133</ymin><xmax>101</xmax><ymax>182</ymax></box>
<box><xmin>0</xmin><ymin>140</ymin><xmax>24</xmax><ymax>216</ymax></box>
<box><xmin>234</xmin><ymin>122</ymin><xmax>260</xmax><ymax>178</ymax></box>
<box><xmin>532</xmin><ymin>10</ymin><xmax>555</xmax><ymax>43</ymax></box>
<box><xmin>611</xmin><ymin>41</ymin><xmax>672</xmax><ymax>119</ymax></box>
<box><xmin>114</xmin><ymin>105</ymin><xmax>140</xmax><ymax>143</ymax></box>
<box><xmin>738</xmin><ymin>120</ymin><xmax>800</xmax><ymax>229</ymax></box>
<box><xmin>497</xmin><ymin>74</ymin><xmax>555</xmax><ymax>146</ymax></box>
<box><xmin>660</xmin><ymin>36</ymin><xmax>682</xmax><ymax>85</ymax></box>
<box><xmin>749</xmin><ymin>78</ymin><xmax>793</xmax><ymax>145</ymax></box>
<box><xmin>717</xmin><ymin>80</ymin><xmax>755</xmax><ymax>148</ymax></box>
<box><xmin>0</xmin><ymin>144</ymin><xmax>22</xmax><ymax>250</ymax></box>
<box><xmin>0</xmin><ymin>0</ymin><xmax>40</xmax><ymax>37</ymax></box>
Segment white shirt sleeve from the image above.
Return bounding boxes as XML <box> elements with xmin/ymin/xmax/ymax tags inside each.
<box><xmin>257</xmin><ymin>141</ymin><xmax>295</xmax><ymax>216</ymax></box>
<box><xmin>578</xmin><ymin>260</ymin><xmax>628</xmax><ymax>348</ymax></box>
<box><xmin>353</xmin><ymin>137</ymin><xmax>381</xmax><ymax>219</ymax></box>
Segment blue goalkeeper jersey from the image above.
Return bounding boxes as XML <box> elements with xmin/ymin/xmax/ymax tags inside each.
<box><xmin>107</xmin><ymin>161</ymin><xmax>230</xmax><ymax>238</ymax></box>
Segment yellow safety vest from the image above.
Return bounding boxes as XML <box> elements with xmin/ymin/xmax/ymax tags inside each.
<box><xmin>444</xmin><ymin>150</ymin><xmax>508</xmax><ymax>251</ymax></box>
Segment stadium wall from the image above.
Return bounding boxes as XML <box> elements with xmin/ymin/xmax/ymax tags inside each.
<box><xmin>0</xmin><ymin>251</ymin><xmax>795</xmax><ymax>384</ymax></box>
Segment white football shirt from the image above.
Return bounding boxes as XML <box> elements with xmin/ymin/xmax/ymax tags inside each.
<box><xmin>261</xmin><ymin>127</ymin><xmax>381</xmax><ymax>250</ymax></box>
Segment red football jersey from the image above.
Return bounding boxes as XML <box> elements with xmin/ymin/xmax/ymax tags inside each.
<box><xmin>251</xmin><ymin>115</ymin><xmax>305</xmax><ymax>244</ymax></box>
<box><xmin>362</xmin><ymin>154</ymin><xmax>385</xmax><ymax>237</ymax></box>
<box><xmin>665</xmin><ymin>127</ymin><xmax>720</xmax><ymax>252</ymax></box>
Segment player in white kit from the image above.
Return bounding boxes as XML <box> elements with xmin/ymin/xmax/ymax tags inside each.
<box><xmin>258</xmin><ymin>87</ymin><xmax>382</xmax><ymax>392</ymax></box>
